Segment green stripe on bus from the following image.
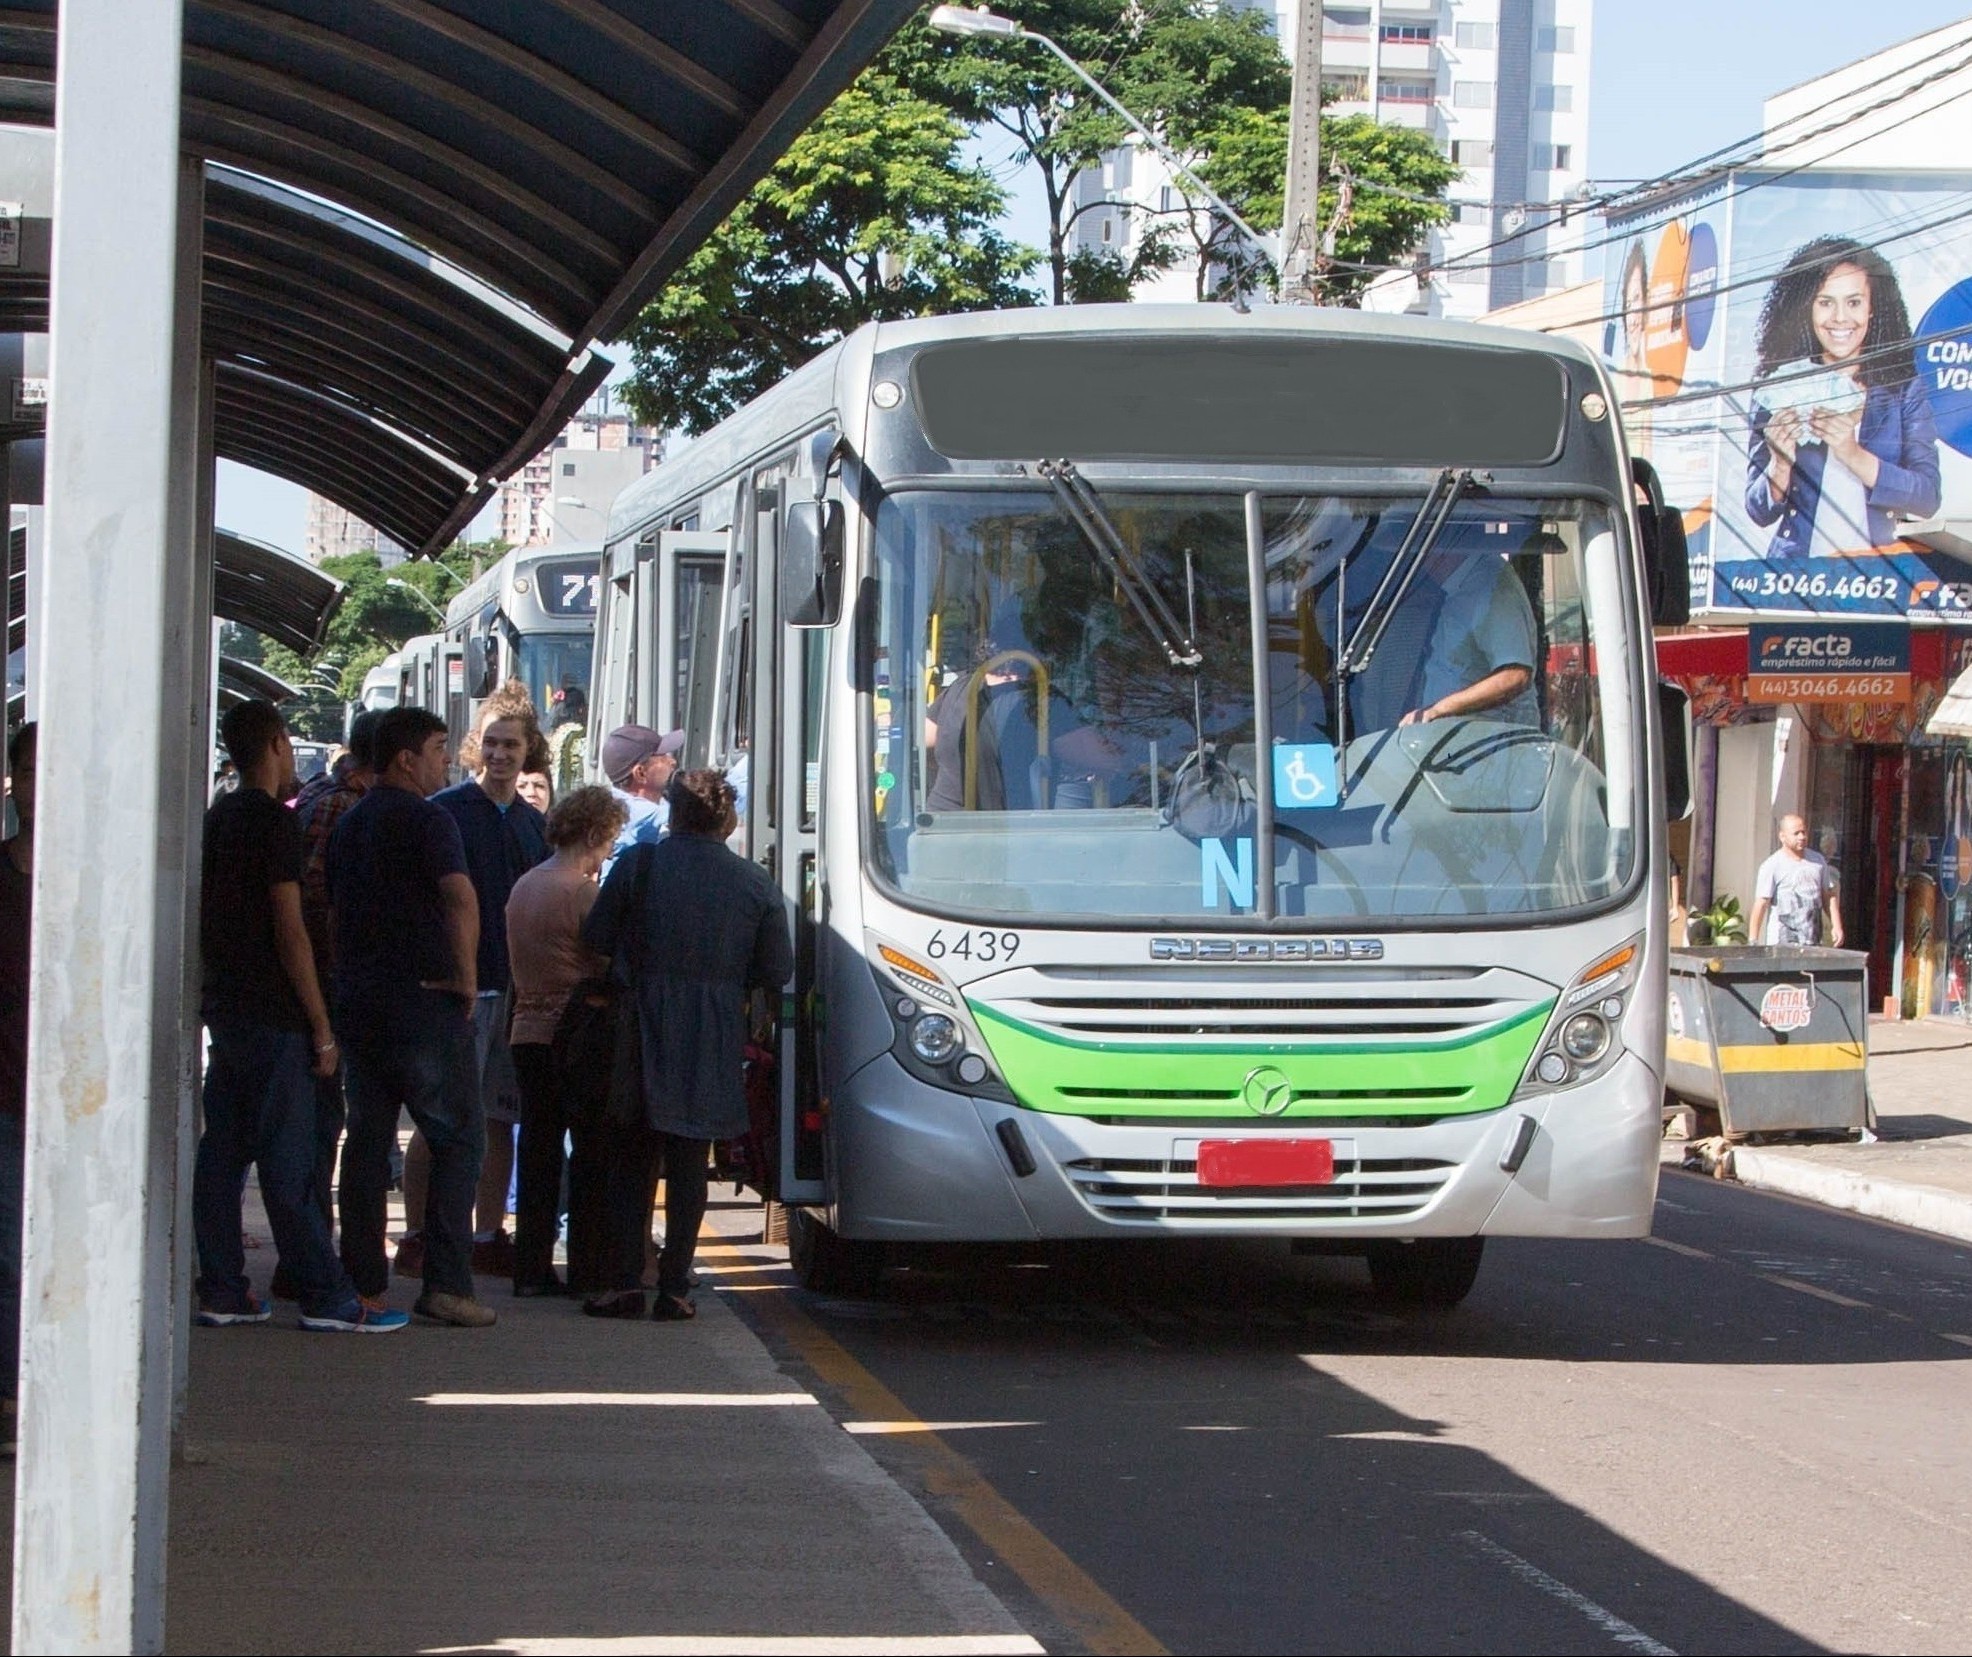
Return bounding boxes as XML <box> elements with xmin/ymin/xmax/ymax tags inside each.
<box><xmin>966</xmin><ymin>998</ymin><xmax>1554</xmax><ymax>1121</ymax></box>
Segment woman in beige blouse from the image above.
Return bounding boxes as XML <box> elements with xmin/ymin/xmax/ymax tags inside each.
<box><xmin>506</xmin><ymin>785</ymin><xmax>626</xmax><ymax>1296</ymax></box>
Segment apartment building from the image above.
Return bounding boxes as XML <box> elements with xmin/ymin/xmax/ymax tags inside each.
<box><xmin>302</xmin><ymin>494</ymin><xmax>405</xmax><ymax>566</ymax></box>
<box><xmin>497</xmin><ymin>393</ymin><xmax>663</xmax><ymax>547</ymax></box>
<box><xmin>1070</xmin><ymin>0</ymin><xmax>1593</xmax><ymax>320</ymax></box>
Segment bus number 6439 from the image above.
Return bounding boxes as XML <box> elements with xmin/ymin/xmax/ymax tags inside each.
<box><xmin>926</xmin><ymin>928</ymin><xmax>1020</xmax><ymax>964</ymax></box>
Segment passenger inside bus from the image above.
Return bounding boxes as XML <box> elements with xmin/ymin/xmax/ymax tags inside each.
<box><xmin>922</xmin><ymin>604</ymin><xmax>1119</xmax><ymax>811</ymax></box>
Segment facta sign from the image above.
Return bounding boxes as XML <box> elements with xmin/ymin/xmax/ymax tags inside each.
<box><xmin>1747</xmin><ymin>622</ymin><xmax>1911</xmax><ymax>703</ymax></box>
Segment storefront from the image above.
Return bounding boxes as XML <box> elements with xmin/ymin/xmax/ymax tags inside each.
<box><xmin>1659</xmin><ymin>624</ymin><xmax>1972</xmax><ymax>1018</ymax></box>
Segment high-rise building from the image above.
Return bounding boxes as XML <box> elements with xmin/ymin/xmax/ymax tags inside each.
<box><xmin>302</xmin><ymin>495</ymin><xmax>405</xmax><ymax>566</ymax></box>
<box><xmin>1068</xmin><ymin>0</ymin><xmax>1593</xmax><ymax>320</ymax></box>
<box><xmin>497</xmin><ymin>387</ymin><xmax>663</xmax><ymax>547</ymax></box>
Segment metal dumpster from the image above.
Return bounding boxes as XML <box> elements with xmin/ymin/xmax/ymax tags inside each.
<box><xmin>1665</xmin><ymin>946</ymin><xmax>1869</xmax><ymax>1137</ymax></box>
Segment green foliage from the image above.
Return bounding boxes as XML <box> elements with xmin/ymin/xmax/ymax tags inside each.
<box><xmin>622</xmin><ymin>66</ymin><xmax>1039</xmax><ymax>433</ymax></box>
<box><xmin>218</xmin><ymin>538</ymin><xmax>499</xmax><ymax>742</ymax></box>
<box><xmin>1191</xmin><ymin>108</ymin><xmax>1457</xmax><ymax>304</ymax></box>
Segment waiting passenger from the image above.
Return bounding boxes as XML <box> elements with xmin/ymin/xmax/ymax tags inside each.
<box><xmin>517</xmin><ymin>769</ymin><xmax>554</xmax><ymax>814</ymax></box>
<box><xmin>0</xmin><ymin>723</ymin><xmax>36</xmax><ymax>1445</ymax></box>
<box><xmin>580</xmin><ymin>769</ymin><xmax>792</xmax><ymax>1321</ymax></box>
<box><xmin>601</xmin><ymin>724</ymin><xmax>683</xmax><ymax>873</ymax></box>
<box><xmin>195</xmin><ymin>700</ymin><xmax>407</xmax><ymax>1334</ymax></box>
<box><xmin>327</xmin><ymin>706</ymin><xmax>494</xmax><ymax>1329</ymax></box>
<box><xmin>506</xmin><ymin>784</ymin><xmax>626</xmax><ymax>1297</ymax></box>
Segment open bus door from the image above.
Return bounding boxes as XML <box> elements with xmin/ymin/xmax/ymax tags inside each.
<box><xmin>652</xmin><ymin>529</ymin><xmax>726</xmax><ymax>736</ymax></box>
<box><xmin>718</xmin><ymin>473</ymin><xmax>828</xmax><ymax>1208</ymax></box>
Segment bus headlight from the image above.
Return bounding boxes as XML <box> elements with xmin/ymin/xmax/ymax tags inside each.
<box><xmin>909</xmin><ymin>1014</ymin><xmax>963</xmax><ymax>1065</ymax></box>
<box><xmin>866</xmin><ymin>932</ymin><xmax>1013</xmax><ymax>1100</ymax></box>
<box><xmin>1514</xmin><ymin>933</ymin><xmax>1643</xmax><ymax>1100</ymax></box>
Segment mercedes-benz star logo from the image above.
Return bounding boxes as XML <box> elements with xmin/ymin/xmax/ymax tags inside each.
<box><xmin>1242</xmin><ymin>1065</ymin><xmax>1294</xmax><ymax>1117</ymax></box>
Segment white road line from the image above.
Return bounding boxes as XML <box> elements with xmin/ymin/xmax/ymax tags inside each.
<box><xmin>426</xmin><ymin>1638</ymin><xmax>1046</xmax><ymax>1655</ymax></box>
<box><xmin>1640</xmin><ymin>1236</ymin><xmax>1712</xmax><ymax>1261</ymax></box>
<box><xmin>415</xmin><ymin>1392</ymin><xmax>819</xmax><ymax>1407</ymax></box>
<box><xmin>1458</xmin><ymin>1531</ymin><xmax>1677</xmax><ymax>1656</ymax></box>
<box><xmin>1756</xmin><ymin>1272</ymin><xmax>1872</xmax><ymax>1310</ymax></box>
<box><xmin>1939</xmin><ymin>1331</ymin><xmax>1972</xmax><ymax>1348</ymax></box>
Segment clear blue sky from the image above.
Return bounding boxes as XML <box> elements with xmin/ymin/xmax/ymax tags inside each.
<box><xmin>216</xmin><ymin>3</ymin><xmax>1972</xmax><ymax>552</ymax></box>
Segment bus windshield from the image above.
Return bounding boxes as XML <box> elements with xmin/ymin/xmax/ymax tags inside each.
<box><xmin>517</xmin><ymin>633</ymin><xmax>594</xmax><ymax>731</ymax></box>
<box><xmin>867</xmin><ymin>488</ymin><xmax>1636</xmax><ymax>925</ymax></box>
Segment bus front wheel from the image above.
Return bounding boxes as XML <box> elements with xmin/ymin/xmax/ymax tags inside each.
<box><xmin>788</xmin><ymin>1206</ymin><xmax>887</xmax><ymax>1297</ymax></box>
<box><xmin>1365</xmin><ymin>1237</ymin><xmax>1484</xmax><ymax>1307</ymax></box>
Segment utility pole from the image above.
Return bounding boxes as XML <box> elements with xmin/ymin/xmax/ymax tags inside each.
<box><xmin>1280</xmin><ymin>0</ymin><xmax>1323</xmax><ymax>304</ymax></box>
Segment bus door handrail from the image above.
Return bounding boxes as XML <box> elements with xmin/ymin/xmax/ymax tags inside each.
<box><xmin>964</xmin><ymin>650</ymin><xmax>1050</xmax><ymax>810</ymax></box>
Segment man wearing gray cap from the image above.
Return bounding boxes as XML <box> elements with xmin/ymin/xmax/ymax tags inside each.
<box><xmin>601</xmin><ymin>724</ymin><xmax>683</xmax><ymax>876</ymax></box>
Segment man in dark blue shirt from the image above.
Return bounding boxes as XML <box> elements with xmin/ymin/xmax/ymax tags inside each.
<box><xmin>196</xmin><ymin>700</ymin><xmax>407</xmax><ymax>1334</ymax></box>
<box><xmin>327</xmin><ymin>706</ymin><xmax>494</xmax><ymax>1328</ymax></box>
<box><xmin>431</xmin><ymin>712</ymin><xmax>547</xmax><ymax>1277</ymax></box>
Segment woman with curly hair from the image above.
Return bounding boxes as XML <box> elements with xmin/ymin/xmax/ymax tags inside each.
<box><xmin>1745</xmin><ymin>235</ymin><xmax>1941</xmax><ymax>559</ymax></box>
<box><xmin>505</xmin><ymin>784</ymin><xmax>627</xmax><ymax>1295</ymax></box>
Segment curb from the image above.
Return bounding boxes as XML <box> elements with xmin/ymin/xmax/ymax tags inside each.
<box><xmin>1728</xmin><ymin>1146</ymin><xmax>1972</xmax><ymax>1246</ymax></box>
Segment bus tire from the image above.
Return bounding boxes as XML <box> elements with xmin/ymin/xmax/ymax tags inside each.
<box><xmin>788</xmin><ymin>1206</ymin><xmax>886</xmax><ymax>1297</ymax></box>
<box><xmin>1365</xmin><ymin>1237</ymin><xmax>1484</xmax><ymax>1307</ymax></box>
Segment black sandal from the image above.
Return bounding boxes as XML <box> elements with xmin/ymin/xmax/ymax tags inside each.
<box><xmin>650</xmin><ymin>1292</ymin><xmax>696</xmax><ymax>1321</ymax></box>
<box><xmin>581</xmin><ymin>1290</ymin><xmax>646</xmax><ymax>1319</ymax></box>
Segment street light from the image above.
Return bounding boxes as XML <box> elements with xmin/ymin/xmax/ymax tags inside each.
<box><xmin>926</xmin><ymin>5</ymin><xmax>1279</xmax><ymax>282</ymax></box>
<box><xmin>385</xmin><ymin>578</ymin><xmax>445</xmax><ymax>623</ymax></box>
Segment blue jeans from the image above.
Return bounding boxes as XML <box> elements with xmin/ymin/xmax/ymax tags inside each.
<box><xmin>195</xmin><ymin>1021</ymin><xmax>355</xmax><ymax>1318</ymax></box>
<box><xmin>0</xmin><ymin>1111</ymin><xmax>22</xmax><ymax>1397</ymax></box>
<box><xmin>338</xmin><ymin>989</ymin><xmax>483</xmax><ymax>1299</ymax></box>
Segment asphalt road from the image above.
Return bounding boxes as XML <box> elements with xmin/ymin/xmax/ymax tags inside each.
<box><xmin>718</xmin><ymin>1173</ymin><xmax>1972</xmax><ymax>1656</ymax></box>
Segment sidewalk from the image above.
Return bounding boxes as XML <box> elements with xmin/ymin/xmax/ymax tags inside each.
<box><xmin>1674</xmin><ymin>1017</ymin><xmax>1972</xmax><ymax>1245</ymax></box>
<box><xmin>152</xmin><ymin>1200</ymin><xmax>1038</xmax><ymax>1656</ymax></box>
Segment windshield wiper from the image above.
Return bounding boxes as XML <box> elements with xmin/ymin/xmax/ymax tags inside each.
<box><xmin>1038</xmin><ymin>459</ymin><xmax>1203</xmax><ymax>670</ymax></box>
<box><xmin>1335</xmin><ymin>467</ymin><xmax>1473</xmax><ymax>680</ymax></box>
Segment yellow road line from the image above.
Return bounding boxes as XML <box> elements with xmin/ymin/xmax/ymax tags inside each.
<box><xmin>1640</xmin><ymin>1236</ymin><xmax>1713</xmax><ymax>1261</ymax></box>
<box><xmin>1757</xmin><ymin>1273</ymin><xmax>1872</xmax><ymax>1310</ymax></box>
<box><xmin>748</xmin><ymin>1288</ymin><xmax>1168</xmax><ymax>1657</ymax></box>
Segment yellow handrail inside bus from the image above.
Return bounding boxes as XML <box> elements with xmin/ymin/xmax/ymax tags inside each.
<box><xmin>964</xmin><ymin>650</ymin><xmax>1050</xmax><ymax>810</ymax></box>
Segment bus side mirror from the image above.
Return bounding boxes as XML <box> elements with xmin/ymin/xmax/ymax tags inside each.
<box><xmin>463</xmin><ymin>634</ymin><xmax>498</xmax><ymax>699</ymax></box>
<box><xmin>780</xmin><ymin>499</ymin><xmax>844</xmax><ymax>628</ymax></box>
<box><xmin>1659</xmin><ymin>679</ymin><xmax>1694</xmax><ymax>821</ymax></box>
<box><xmin>1633</xmin><ymin>457</ymin><xmax>1691</xmax><ymax>627</ymax></box>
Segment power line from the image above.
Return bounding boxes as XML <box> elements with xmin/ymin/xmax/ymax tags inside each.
<box><xmin>1619</xmin><ymin>311</ymin><xmax>1972</xmax><ymax>412</ymax></box>
<box><xmin>1430</xmin><ymin>41</ymin><xmax>1972</xmax><ymax>279</ymax></box>
<box><xmin>1538</xmin><ymin>189</ymin><xmax>1972</xmax><ymax>338</ymax></box>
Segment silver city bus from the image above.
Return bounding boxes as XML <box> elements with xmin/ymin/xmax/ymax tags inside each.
<box><xmin>440</xmin><ymin>545</ymin><xmax>601</xmax><ymax>745</ymax></box>
<box><xmin>591</xmin><ymin>306</ymin><xmax>1692</xmax><ymax>1304</ymax></box>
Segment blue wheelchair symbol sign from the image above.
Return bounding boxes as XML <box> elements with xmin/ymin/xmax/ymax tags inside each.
<box><xmin>1273</xmin><ymin>743</ymin><xmax>1337</xmax><ymax>809</ymax></box>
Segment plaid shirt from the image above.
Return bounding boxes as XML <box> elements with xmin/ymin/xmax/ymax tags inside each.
<box><xmin>295</xmin><ymin>757</ymin><xmax>370</xmax><ymax>983</ymax></box>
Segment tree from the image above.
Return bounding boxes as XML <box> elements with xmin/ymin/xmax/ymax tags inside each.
<box><xmin>898</xmin><ymin>1</ymin><xmax>1289</xmax><ymax>305</ymax></box>
<box><xmin>622</xmin><ymin>67</ymin><xmax>1038</xmax><ymax>433</ymax></box>
<box><xmin>1190</xmin><ymin>108</ymin><xmax>1458</xmax><ymax>305</ymax></box>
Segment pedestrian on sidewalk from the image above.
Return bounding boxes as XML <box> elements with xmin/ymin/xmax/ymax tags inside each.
<box><xmin>600</xmin><ymin>724</ymin><xmax>682</xmax><ymax>876</ymax></box>
<box><xmin>580</xmin><ymin>769</ymin><xmax>792</xmax><ymax>1322</ymax></box>
<box><xmin>0</xmin><ymin>723</ymin><xmax>37</xmax><ymax>1444</ymax></box>
<box><xmin>398</xmin><ymin>690</ymin><xmax>551</xmax><ymax>1281</ymax></box>
<box><xmin>507</xmin><ymin>784</ymin><xmax>626</xmax><ymax>1297</ymax></box>
<box><xmin>268</xmin><ymin>708</ymin><xmax>381</xmax><ymax>1306</ymax></box>
<box><xmin>1749</xmin><ymin>814</ymin><xmax>1846</xmax><ymax>948</ymax></box>
<box><xmin>194</xmin><ymin>700</ymin><xmax>408</xmax><ymax>1334</ymax></box>
<box><xmin>328</xmin><ymin>706</ymin><xmax>495</xmax><ymax>1329</ymax></box>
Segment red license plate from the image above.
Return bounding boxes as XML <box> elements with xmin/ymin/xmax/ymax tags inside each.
<box><xmin>1197</xmin><ymin>1139</ymin><xmax>1335</xmax><ymax>1187</ymax></box>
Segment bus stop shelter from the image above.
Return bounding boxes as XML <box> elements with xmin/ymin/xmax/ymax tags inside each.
<box><xmin>0</xmin><ymin>3</ymin><xmax>918</xmax><ymax>1649</ymax></box>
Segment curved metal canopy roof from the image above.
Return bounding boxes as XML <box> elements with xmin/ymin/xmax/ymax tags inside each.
<box><xmin>212</xmin><ymin>528</ymin><xmax>343</xmax><ymax>655</ymax></box>
<box><xmin>0</xmin><ymin>0</ymin><xmax>918</xmax><ymax>554</ymax></box>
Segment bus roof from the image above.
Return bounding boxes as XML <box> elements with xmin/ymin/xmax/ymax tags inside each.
<box><xmin>443</xmin><ymin>543</ymin><xmax>603</xmax><ymax>632</ymax></box>
<box><xmin>606</xmin><ymin>303</ymin><xmax>1606</xmax><ymax>545</ymax></box>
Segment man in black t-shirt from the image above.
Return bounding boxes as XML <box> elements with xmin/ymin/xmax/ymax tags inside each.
<box><xmin>194</xmin><ymin>701</ymin><xmax>406</xmax><ymax>1334</ymax></box>
<box><xmin>328</xmin><ymin>706</ymin><xmax>494</xmax><ymax>1328</ymax></box>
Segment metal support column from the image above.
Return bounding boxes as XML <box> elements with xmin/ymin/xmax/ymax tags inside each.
<box><xmin>14</xmin><ymin>0</ymin><xmax>195</xmax><ymax>1648</ymax></box>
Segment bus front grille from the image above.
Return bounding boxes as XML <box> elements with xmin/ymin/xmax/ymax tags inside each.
<box><xmin>1059</xmin><ymin>1154</ymin><xmax>1455</xmax><ymax>1224</ymax></box>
